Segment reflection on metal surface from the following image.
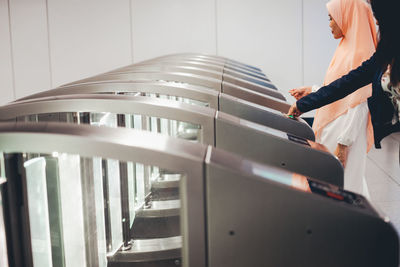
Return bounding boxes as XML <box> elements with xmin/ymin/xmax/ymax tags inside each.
<box><xmin>108</xmin><ymin>236</ymin><xmax>181</xmax><ymax>262</ymax></box>
<box><xmin>291</xmin><ymin>173</ymin><xmax>311</xmax><ymax>192</ymax></box>
<box><xmin>308</xmin><ymin>140</ymin><xmax>332</xmax><ymax>154</ymax></box>
<box><xmin>177</xmin><ymin>122</ymin><xmax>200</xmax><ymax>141</ymax></box>
<box><xmin>137</xmin><ymin>200</ymin><xmax>180</xmax><ymax>218</ymax></box>
<box><xmin>250</xmin><ymin>160</ymin><xmax>293</xmax><ymax>187</ymax></box>
<box><xmin>153</xmin><ymin>174</ymin><xmax>181</xmax><ymax>189</ymax></box>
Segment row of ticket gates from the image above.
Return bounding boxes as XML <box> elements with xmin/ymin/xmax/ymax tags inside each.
<box><xmin>0</xmin><ymin>53</ymin><xmax>398</xmax><ymax>267</ymax></box>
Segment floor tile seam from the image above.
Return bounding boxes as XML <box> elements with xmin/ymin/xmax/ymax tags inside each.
<box><xmin>366</xmin><ymin>156</ymin><xmax>400</xmax><ymax>186</ymax></box>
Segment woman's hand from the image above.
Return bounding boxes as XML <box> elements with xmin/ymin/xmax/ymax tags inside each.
<box><xmin>289</xmin><ymin>86</ymin><xmax>312</xmax><ymax>100</ymax></box>
<box><xmin>287</xmin><ymin>102</ymin><xmax>303</xmax><ymax>118</ymax></box>
<box><xmin>334</xmin><ymin>144</ymin><xmax>349</xmax><ymax>168</ymax></box>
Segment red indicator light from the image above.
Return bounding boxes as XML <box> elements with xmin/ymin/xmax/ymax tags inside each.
<box><xmin>326</xmin><ymin>191</ymin><xmax>344</xmax><ymax>200</ymax></box>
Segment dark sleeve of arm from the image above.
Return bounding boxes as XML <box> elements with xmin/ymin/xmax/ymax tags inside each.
<box><xmin>296</xmin><ymin>54</ymin><xmax>378</xmax><ymax>113</ymax></box>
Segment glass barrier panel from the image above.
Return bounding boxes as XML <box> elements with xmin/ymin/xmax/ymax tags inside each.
<box><xmin>105</xmin><ymin>159</ymin><xmax>123</xmax><ymax>254</ymax></box>
<box><xmin>177</xmin><ymin>96</ymin><xmax>209</xmax><ymax>107</ymax></box>
<box><xmin>2</xmin><ymin>151</ymin><xmax>183</xmax><ymax>266</ymax></box>
<box><xmin>145</xmin><ymin>92</ymin><xmax>209</xmax><ymax>107</ymax></box>
<box><xmin>132</xmin><ymin>114</ymin><xmax>146</xmax><ymax>210</ymax></box>
<box><xmin>135</xmin><ymin>163</ymin><xmax>145</xmax><ymax>210</ymax></box>
<box><xmin>90</xmin><ymin>112</ymin><xmax>117</xmax><ymax>128</ymax></box>
<box><xmin>127</xmin><ymin>161</ymin><xmax>136</xmax><ymax>227</ymax></box>
<box><xmin>14</xmin><ymin>110</ymin><xmax>195</xmax><ymax>232</ymax></box>
<box><xmin>24</xmin><ymin>157</ymin><xmax>53</xmax><ymax>266</ymax></box>
<box><xmin>124</xmin><ymin>117</ymin><xmax>136</xmax><ymax>228</ymax></box>
<box><xmin>18</xmin><ymin>111</ymin><xmax>204</xmax><ymax>144</ymax></box>
<box><xmin>150</xmin><ymin>117</ymin><xmax>158</xmax><ymax>133</ymax></box>
<box><xmin>3</xmin><ymin>110</ymin><xmax>195</xmax><ymax>264</ymax></box>
<box><xmin>147</xmin><ymin>99</ymin><xmax>161</xmax><ymax>184</ymax></box>
<box><xmin>57</xmin><ymin>154</ymin><xmax>87</xmax><ymax>266</ymax></box>
<box><xmin>92</xmin><ymin>157</ymin><xmax>107</xmax><ymax>267</ymax></box>
<box><xmin>17</xmin><ymin>113</ymin><xmax>76</xmax><ymax>124</ymax></box>
<box><xmin>23</xmin><ymin>114</ymin><xmax>39</xmax><ymax>122</ymax></box>
<box><xmin>125</xmin><ymin>91</ymin><xmax>210</xmax><ymax>107</ymax></box>
<box><xmin>45</xmin><ymin>157</ymin><xmax>66</xmax><ymax>267</ymax></box>
<box><xmin>0</xmin><ymin>154</ymin><xmax>5</xmax><ymax>177</ymax></box>
<box><xmin>144</xmin><ymin>165</ymin><xmax>152</xmax><ymax>203</ymax></box>
<box><xmin>170</xmin><ymin>118</ymin><xmax>178</xmax><ymax>138</ymax></box>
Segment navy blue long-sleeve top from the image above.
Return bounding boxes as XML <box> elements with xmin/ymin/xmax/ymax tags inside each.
<box><xmin>297</xmin><ymin>53</ymin><xmax>400</xmax><ymax>148</ymax></box>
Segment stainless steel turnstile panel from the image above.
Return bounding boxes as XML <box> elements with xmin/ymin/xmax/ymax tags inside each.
<box><xmin>16</xmin><ymin>81</ymin><xmax>220</xmax><ymax>109</ymax></box>
<box><xmin>63</xmin><ymin>70</ymin><xmax>285</xmax><ymax>101</ymax></box>
<box><xmin>0</xmin><ymin>95</ymin><xmax>343</xmax><ymax>186</ymax></box>
<box><xmin>3</xmin><ymin>54</ymin><xmax>396</xmax><ymax>267</ymax></box>
<box><xmin>206</xmin><ymin>148</ymin><xmax>399</xmax><ymax>267</ymax></box>
<box><xmin>116</xmin><ymin>62</ymin><xmax>273</xmax><ymax>89</ymax></box>
<box><xmin>62</xmin><ymin>71</ymin><xmax>222</xmax><ymax>91</ymax></box>
<box><xmin>110</xmin><ymin>65</ymin><xmax>227</xmax><ymax>81</ymax></box>
<box><xmin>4</xmin><ymin>95</ymin><xmax>216</xmax><ymax>145</ymax></box>
<box><xmin>0</xmin><ymin>122</ymin><xmax>208</xmax><ymax>267</ymax></box>
<box><xmin>218</xmin><ymin>94</ymin><xmax>313</xmax><ymax>140</ymax></box>
<box><xmin>151</xmin><ymin>53</ymin><xmax>264</xmax><ymax>75</ymax></box>
<box><xmin>215</xmin><ymin>112</ymin><xmax>342</xmax><ymax>185</ymax></box>
<box><xmin>0</xmin><ymin>123</ymin><xmax>397</xmax><ymax>267</ymax></box>
<box><xmin>133</xmin><ymin>58</ymin><xmax>224</xmax><ymax>74</ymax></box>
<box><xmin>18</xmin><ymin>79</ymin><xmax>288</xmax><ymax>115</ymax></box>
<box><xmin>220</xmin><ymin>85</ymin><xmax>291</xmax><ymax>113</ymax></box>
<box><xmin>133</xmin><ymin>58</ymin><xmax>269</xmax><ymax>82</ymax></box>
<box><xmin>165</xmin><ymin>53</ymin><xmax>263</xmax><ymax>70</ymax></box>
<box><xmin>117</xmin><ymin>64</ymin><xmax>277</xmax><ymax>91</ymax></box>
<box><xmin>15</xmin><ymin>81</ymin><xmax>312</xmax><ymax>140</ymax></box>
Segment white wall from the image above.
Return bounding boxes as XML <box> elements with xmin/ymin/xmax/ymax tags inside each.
<box><xmin>131</xmin><ymin>0</ymin><xmax>217</xmax><ymax>62</ymax></box>
<box><xmin>0</xmin><ymin>0</ymin><xmax>338</xmax><ymax>102</ymax></box>
<box><xmin>0</xmin><ymin>0</ymin><xmax>14</xmax><ymax>105</ymax></box>
<box><xmin>217</xmin><ymin>0</ymin><xmax>304</xmax><ymax>96</ymax></box>
<box><xmin>8</xmin><ymin>0</ymin><xmax>52</xmax><ymax>99</ymax></box>
<box><xmin>303</xmin><ymin>0</ymin><xmax>339</xmax><ymax>86</ymax></box>
<box><xmin>47</xmin><ymin>0</ymin><xmax>132</xmax><ymax>87</ymax></box>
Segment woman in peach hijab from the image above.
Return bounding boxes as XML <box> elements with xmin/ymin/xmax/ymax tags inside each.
<box><xmin>289</xmin><ymin>0</ymin><xmax>377</xmax><ymax>197</ymax></box>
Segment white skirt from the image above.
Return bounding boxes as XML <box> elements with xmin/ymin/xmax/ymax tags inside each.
<box><xmin>316</xmin><ymin>102</ymin><xmax>370</xmax><ymax>198</ymax></box>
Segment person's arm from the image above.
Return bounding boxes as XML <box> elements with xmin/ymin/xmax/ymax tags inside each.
<box><xmin>296</xmin><ymin>54</ymin><xmax>378</xmax><ymax>113</ymax></box>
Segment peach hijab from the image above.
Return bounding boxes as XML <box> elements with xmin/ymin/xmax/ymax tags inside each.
<box><xmin>312</xmin><ymin>0</ymin><xmax>377</xmax><ymax>150</ymax></box>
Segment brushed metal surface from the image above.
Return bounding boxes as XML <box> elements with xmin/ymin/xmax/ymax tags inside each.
<box><xmin>0</xmin><ymin>95</ymin><xmax>216</xmax><ymax>146</ymax></box>
<box><xmin>205</xmin><ymin>147</ymin><xmax>398</xmax><ymax>267</ymax></box>
<box><xmin>16</xmin><ymin>80</ymin><xmax>219</xmax><ymax>110</ymax></box>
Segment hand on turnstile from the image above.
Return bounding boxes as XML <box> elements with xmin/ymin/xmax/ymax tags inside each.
<box><xmin>289</xmin><ymin>86</ymin><xmax>312</xmax><ymax>100</ymax></box>
<box><xmin>334</xmin><ymin>143</ymin><xmax>349</xmax><ymax>168</ymax></box>
<box><xmin>286</xmin><ymin>102</ymin><xmax>303</xmax><ymax>118</ymax></box>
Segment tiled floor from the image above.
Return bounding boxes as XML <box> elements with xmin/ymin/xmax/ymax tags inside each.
<box><xmin>366</xmin><ymin>134</ymin><xmax>400</xmax><ymax>234</ymax></box>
